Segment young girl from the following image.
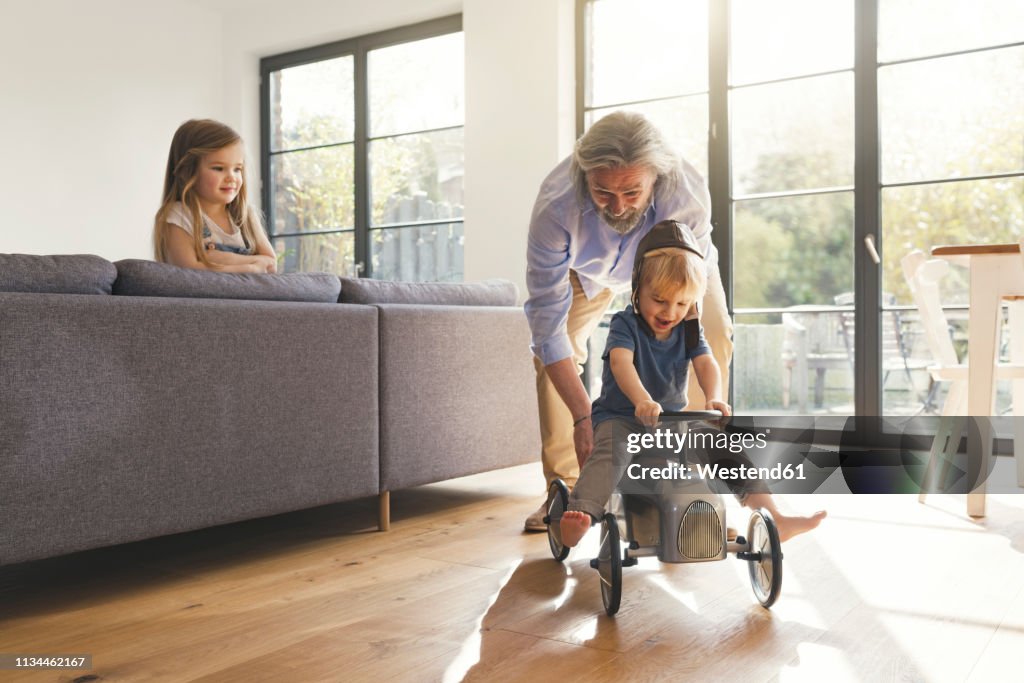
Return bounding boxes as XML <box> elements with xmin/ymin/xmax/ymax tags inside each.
<box><xmin>154</xmin><ymin>119</ymin><xmax>277</xmax><ymax>273</ymax></box>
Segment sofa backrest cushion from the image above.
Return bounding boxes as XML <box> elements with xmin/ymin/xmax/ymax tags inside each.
<box><xmin>339</xmin><ymin>277</ymin><xmax>518</xmax><ymax>306</ymax></box>
<box><xmin>113</xmin><ymin>259</ymin><xmax>342</xmax><ymax>303</ymax></box>
<box><xmin>0</xmin><ymin>253</ymin><xmax>118</xmax><ymax>295</ymax></box>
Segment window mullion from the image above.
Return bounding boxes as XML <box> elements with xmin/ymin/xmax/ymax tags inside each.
<box><xmin>575</xmin><ymin>0</ymin><xmax>587</xmax><ymax>137</ymax></box>
<box><xmin>854</xmin><ymin>0</ymin><xmax>882</xmax><ymax>416</ymax></box>
<box><xmin>259</xmin><ymin>70</ymin><xmax>273</xmax><ymax>237</ymax></box>
<box><xmin>353</xmin><ymin>46</ymin><xmax>370</xmax><ymax>278</ymax></box>
<box><xmin>708</xmin><ymin>2</ymin><xmax>732</xmax><ymax>310</ymax></box>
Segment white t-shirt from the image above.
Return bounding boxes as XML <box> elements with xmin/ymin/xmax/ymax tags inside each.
<box><xmin>166</xmin><ymin>202</ymin><xmax>249</xmax><ymax>252</ymax></box>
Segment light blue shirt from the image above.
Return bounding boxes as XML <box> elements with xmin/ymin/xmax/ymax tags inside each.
<box><xmin>524</xmin><ymin>155</ymin><xmax>715</xmax><ymax>365</ymax></box>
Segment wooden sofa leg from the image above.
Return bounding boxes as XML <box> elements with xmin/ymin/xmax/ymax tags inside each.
<box><xmin>379</xmin><ymin>491</ymin><xmax>390</xmax><ymax>531</ymax></box>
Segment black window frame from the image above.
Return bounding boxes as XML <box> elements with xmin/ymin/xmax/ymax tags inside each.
<box><xmin>577</xmin><ymin>0</ymin><xmax>1024</xmax><ymax>423</ymax></box>
<box><xmin>259</xmin><ymin>14</ymin><xmax>463</xmax><ymax>279</ymax></box>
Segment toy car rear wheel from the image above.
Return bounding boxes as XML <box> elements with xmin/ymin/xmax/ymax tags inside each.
<box><xmin>597</xmin><ymin>512</ymin><xmax>623</xmax><ymax>616</ymax></box>
<box><xmin>747</xmin><ymin>509</ymin><xmax>783</xmax><ymax>608</ymax></box>
<box><xmin>546</xmin><ymin>479</ymin><xmax>571</xmax><ymax>562</ymax></box>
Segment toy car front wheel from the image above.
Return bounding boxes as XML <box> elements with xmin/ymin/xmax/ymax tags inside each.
<box><xmin>546</xmin><ymin>479</ymin><xmax>571</xmax><ymax>562</ymax></box>
<box><xmin>746</xmin><ymin>509</ymin><xmax>783</xmax><ymax>608</ymax></box>
<box><xmin>597</xmin><ymin>512</ymin><xmax>623</xmax><ymax>616</ymax></box>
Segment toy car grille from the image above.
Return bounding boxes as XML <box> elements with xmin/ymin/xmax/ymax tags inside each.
<box><xmin>678</xmin><ymin>500</ymin><xmax>723</xmax><ymax>559</ymax></box>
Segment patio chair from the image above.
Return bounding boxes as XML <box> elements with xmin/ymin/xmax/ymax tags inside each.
<box><xmin>833</xmin><ymin>292</ymin><xmax>936</xmax><ymax>412</ymax></box>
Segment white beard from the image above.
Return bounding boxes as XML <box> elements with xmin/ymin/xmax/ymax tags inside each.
<box><xmin>602</xmin><ymin>206</ymin><xmax>646</xmax><ymax>235</ymax></box>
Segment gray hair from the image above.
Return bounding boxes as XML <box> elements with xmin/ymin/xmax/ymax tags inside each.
<box><xmin>571</xmin><ymin>111</ymin><xmax>680</xmax><ymax>204</ymax></box>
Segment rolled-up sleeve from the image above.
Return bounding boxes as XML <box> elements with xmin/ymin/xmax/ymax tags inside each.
<box><xmin>524</xmin><ymin>199</ymin><xmax>574</xmax><ymax>365</ymax></box>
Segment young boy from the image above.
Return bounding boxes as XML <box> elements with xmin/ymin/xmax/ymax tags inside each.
<box><xmin>560</xmin><ymin>220</ymin><xmax>826</xmax><ymax>548</ymax></box>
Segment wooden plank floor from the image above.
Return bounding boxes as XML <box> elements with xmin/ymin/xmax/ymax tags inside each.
<box><xmin>3</xmin><ymin>462</ymin><xmax>1024</xmax><ymax>682</ymax></box>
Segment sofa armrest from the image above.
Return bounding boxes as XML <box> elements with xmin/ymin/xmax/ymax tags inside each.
<box><xmin>376</xmin><ymin>304</ymin><xmax>539</xmax><ymax>491</ymax></box>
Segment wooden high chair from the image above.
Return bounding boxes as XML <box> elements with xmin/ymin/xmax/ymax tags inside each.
<box><xmin>902</xmin><ymin>249</ymin><xmax>1024</xmax><ymax>516</ymax></box>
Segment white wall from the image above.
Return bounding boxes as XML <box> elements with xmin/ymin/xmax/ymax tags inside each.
<box><xmin>0</xmin><ymin>0</ymin><xmax>577</xmax><ymax>289</ymax></box>
<box><xmin>221</xmin><ymin>0</ymin><xmax>576</xmax><ymax>296</ymax></box>
<box><xmin>462</xmin><ymin>0</ymin><xmax>576</xmax><ymax>297</ymax></box>
<box><xmin>221</xmin><ymin>0</ymin><xmax>462</xmax><ymax>175</ymax></box>
<box><xmin>0</xmin><ymin>0</ymin><xmax>224</xmax><ymax>260</ymax></box>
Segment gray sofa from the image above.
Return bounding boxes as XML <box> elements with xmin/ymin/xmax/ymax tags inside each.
<box><xmin>0</xmin><ymin>255</ymin><xmax>539</xmax><ymax>565</ymax></box>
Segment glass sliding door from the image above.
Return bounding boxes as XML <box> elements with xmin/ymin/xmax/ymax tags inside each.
<box><xmin>580</xmin><ymin>0</ymin><xmax>1021</xmax><ymax>414</ymax></box>
<box><xmin>729</xmin><ymin>4</ymin><xmax>856</xmax><ymax>413</ymax></box>
<box><xmin>877</xmin><ymin>0</ymin><xmax>1024</xmax><ymax>414</ymax></box>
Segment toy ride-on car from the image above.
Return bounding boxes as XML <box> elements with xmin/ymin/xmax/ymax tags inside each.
<box><xmin>544</xmin><ymin>410</ymin><xmax>782</xmax><ymax>616</ymax></box>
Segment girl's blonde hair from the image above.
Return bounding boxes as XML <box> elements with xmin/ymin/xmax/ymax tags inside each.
<box><xmin>636</xmin><ymin>247</ymin><xmax>707</xmax><ymax>303</ymax></box>
<box><xmin>153</xmin><ymin>119</ymin><xmax>265</xmax><ymax>266</ymax></box>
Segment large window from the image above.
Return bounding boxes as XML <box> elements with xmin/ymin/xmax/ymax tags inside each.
<box><xmin>261</xmin><ymin>16</ymin><xmax>464</xmax><ymax>281</ymax></box>
<box><xmin>876</xmin><ymin>2</ymin><xmax>1024</xmax><ymax>414</ymax></box>
<box><xmin>581</xmin><ymin>0</ymin><xmax>1023</xmax><ymax>416</ymax></box>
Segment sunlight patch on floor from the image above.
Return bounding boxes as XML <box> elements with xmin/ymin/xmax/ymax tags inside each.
<box><xmin>779</xmin><ymin>642</ymin><xmax>859</xmax><ymax>683</ymax></box>
<box><xmin>552</xmin><ymin>569</ymin><xmax>577</xmax><ymax>611</ymax></box>
<box><xmin>441</xmin><ymin>559</ymin><xmax>520</xmax><ymax>683</ymax></box>
<box><xmin>649</xmin><ymin>573</ymin><xmax>700</xmax><ymax>613</ymax></box>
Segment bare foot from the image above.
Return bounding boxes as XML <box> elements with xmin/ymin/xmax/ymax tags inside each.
<box><xmin>559</xmin><ymin>510</ymin><xmax>593</xmax><ymax>548</ymax></box>
<box><xmin>774</xmin><ymin>510</ymin><xmax>827</xmax><ymax>543</ymax></box>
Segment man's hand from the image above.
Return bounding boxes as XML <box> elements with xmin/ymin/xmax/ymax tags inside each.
<box><xmin>635</xmin><ymin>399</ymin><xmax>663</xmax><ymax>428</ymax></box>
<box><xmin>542</xmin><ymin>358</ymin><xmax>595</xmax><ymax>468</ymax></box>
<box><xmin>574</xmin><ymin>418</ymin><xmax>594</xmax><ymax>468</ymax></box>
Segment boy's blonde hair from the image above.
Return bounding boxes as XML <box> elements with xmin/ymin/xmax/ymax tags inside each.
<box><xmin>153</xmin><ymin>119</ymin><xmax>266</xmax><ymax>266</ymax></box>
<box><xmin>636</xmin><ymin>247</ymin><xmax>706</xmax><ymax>303</ymax></box>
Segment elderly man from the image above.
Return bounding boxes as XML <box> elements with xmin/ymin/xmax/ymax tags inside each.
<box><xmin>523</xmin><ymin>111</ymin><xmax>732</xmax><ymax>531</ymax></box>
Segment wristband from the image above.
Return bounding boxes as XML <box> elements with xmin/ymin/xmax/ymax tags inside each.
<box><xmin>573</xmin><ymin>414</ymin><xmax>591</xmax><ymax>427</ymax></box>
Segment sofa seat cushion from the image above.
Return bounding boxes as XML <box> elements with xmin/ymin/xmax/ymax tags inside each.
<box><xmin>113</xmin><ymin>259</ymin><xmax>341</xmax><ymax>303</ymax></box>
<box><xmin>0</xmin><ymin>253</ymin><xmax>117</xmax><ymax>295</ymax></box>
<box><xmin>339</xmin><ymin>277</ymin><xmax>517</xmax><ymax>306</ymax></box>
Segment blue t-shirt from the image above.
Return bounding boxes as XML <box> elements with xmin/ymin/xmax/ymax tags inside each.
<box><xmin>591</xmin><ymin>306</ymin><xmax>712</xmax><ymax>427</ymax></box>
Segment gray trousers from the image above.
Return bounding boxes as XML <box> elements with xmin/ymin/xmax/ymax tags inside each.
<box><xmin>567</xmin><ymin>417</ymin><xmax>770</xmax><ymax>521</ymax></box>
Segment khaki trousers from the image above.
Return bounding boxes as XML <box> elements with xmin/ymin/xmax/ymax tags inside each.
<box><xmin>534</xmin><ymin>264</ymin><xmax>733</xmax><ymax>489</ymax></box>
<box><xmin>534</xmin><ymin>271</ymin><xmax>615</xmax><ymax>488</ymax></box>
